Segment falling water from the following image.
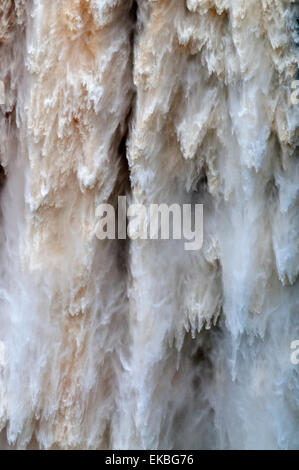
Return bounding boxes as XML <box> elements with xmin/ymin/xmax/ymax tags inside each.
<box><xmin>0</xmin><ymin>0</ymin><xmax>298</xmax><ymax>450</ymax></box>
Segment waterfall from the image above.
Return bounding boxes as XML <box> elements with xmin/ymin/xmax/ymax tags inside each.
<box><xmin>0</xmin><ymin>0</ymin><xmax>298</xmax><ymax>449</ymax></box>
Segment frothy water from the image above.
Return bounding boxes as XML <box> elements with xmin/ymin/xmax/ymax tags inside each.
<box><xmin>0</xmin><ymin>0</ymin><xmax>298</xmax><ymax>450</ymax></box>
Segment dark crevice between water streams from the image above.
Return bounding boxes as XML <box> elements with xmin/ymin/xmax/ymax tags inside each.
<box><xmin>111</xmin><ymin>0</ymin><xmax>138</xmax><ymax>278</ymax></box>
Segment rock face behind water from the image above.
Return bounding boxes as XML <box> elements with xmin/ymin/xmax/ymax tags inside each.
<box><xmin>0</xmin><ymin>0</ymin><xmax>298</xmax><ymax>450</ymax></box>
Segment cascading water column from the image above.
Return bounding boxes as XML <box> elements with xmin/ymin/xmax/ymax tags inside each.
<box><xmin>0</xmin><ymin>0</ymin><xmax>133</xmax><ymax>449</ymax></box>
